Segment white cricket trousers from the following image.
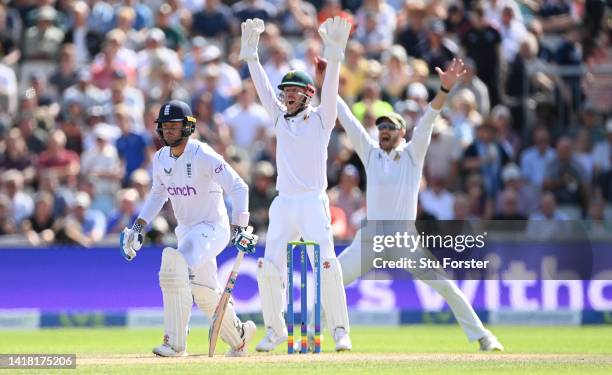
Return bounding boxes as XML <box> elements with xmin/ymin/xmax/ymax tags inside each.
<box><xmin>339</xmin><ymin>228</ymin><xmax>490</xmax><ymax>342</ymax></box>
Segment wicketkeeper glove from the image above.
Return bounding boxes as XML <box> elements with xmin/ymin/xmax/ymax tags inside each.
<box><xmin>318</xmin><ymin>16</ymin><xmax>351</xmax><ymax>62</ymax></box>
<box><xmin>120</xmin><ymin>222</ymin><xmax>144</xmax><ymax>261</ymax></box>
<box><xmin>231</xmin><ymin>226</ymin><xmax>258</xmax><ymax>254</ymax></box>
<box><xmin>239</xmin><ymin>18</ymin><xmax>265</xmax><ymax>61</ymax></box>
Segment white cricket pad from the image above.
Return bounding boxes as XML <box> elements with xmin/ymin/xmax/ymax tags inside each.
<box><xmin>256</xmin><ymin>258</ymin><xmax>287</xmax><ymax>336</ymax></box>
<box><xmin>158</xmin><ymin>247</ymin><xmax>193</xmax><ymax>353</ymax></box>
<box><xmin>192</xmin><ymin>283</ymin><xmax>244</xmax><ymax>348</ymax></box>
<box><xmin>321</xmin><ymin>258</ymin><xmax>350</xmax><ymax>334</ymax></box>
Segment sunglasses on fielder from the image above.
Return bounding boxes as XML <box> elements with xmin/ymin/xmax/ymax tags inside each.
<box><xmin>377</xmin><ymin>122</ymin><xmax>402</xmax><ymax>131</ymax></box>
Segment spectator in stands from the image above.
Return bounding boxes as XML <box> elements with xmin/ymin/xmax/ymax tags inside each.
<box><xmin>495</xmin><ymin>163</ymin><xmax>538</xmax><ymax>216</ymax></box>
<box><xmin>0</xmin><ymin>61</ymin><xmax>17</xmax><ymax>119</ymax></box>
<box><xmin>91</xmin><ymin>29</ymin><xmax>138</xmax><ymax>90</ymax></box>
<box><xmin>396</xmin><ymin>0</ymin><xmax>428</xmax><ymax>59</ymax></box>
<box><xmin>22</xmin><ymin>6</ymin><xmax>64</xmax><ymax>61</ymax></box>
<box><xmin>445</xmin><ymin>2</ymin><xmax>471</xmax><ymax>39</ymax></box>
<box><xmin>449</xmin><ymin>58</ymin><xmax>492</xmax><ymax>117</ymax></box>
<box><xmin>573</xmin><ymin>128</ymin><xmax>595</xmax><ymax>183</ymax></box>
<box><xmin>464</xmin><ymin>173</ymin><xmax>494</xmax><ymax>219</ymax></box>
<box><xmin>107</xmin><ymin>188</ymin><xmax>140</xmax><ymax>234</ymax></box>
<box><xmin>461</xmin><ymin>4</ymin><xmax>502</xmax><ymax>106</ymax></box>
<box><xmin>424</xmin><ymin>117</ymin><xmax>461</xmax><ymax>187</ymax></box>
<box><xmin>0</xmin><ymin>128</ymin><xmax>35</xmax><ymax>184</ymax></box>
<box><xmin>55</xmin><ymin>191</ymin><xmax>106</xmax><ymax>247</ymax></box>
<box><xmin>449</xmin><ymin>89</ymin><xmax>480</xmax><ymax>148</ymax></box>
<box><xmin>520</xmin><ymin>126</ymin><xmax>555</xmax><ymax>189</ymax></box>
<box><xmin>419</xmin><ymin>20</ymin><xmax>457</xmax><ymax>73</ymax></box>
<box><xmin>420</xmin><ymin>176</ymin><xmax>455</xmax><ymax>220</ymax></box>
<box><xmin>192</xmin><ymin>0</ymin><xmax>235</xmax><ymax>37</ymax></box>
<box><xmin>49</xmin><ymin>44</ymin><xmax>78</xmax><ymax>97</ymax></box>
<box><xmin>276</xmin><ymin>0</ymin><xmax>317</xmax><ymax>37</ymax></box>
<box><xmin>526</xmin><ymin>192</ymin><xmax>570</xmax><ymax>239</ymax></box>
<box><xmin>1</xmin><ymin>169</ymin><xmax>33</xmax><ymax>224</ymax></box>
<box><xmin>63</xmin><ymin>69</ymin><xmax>109</xmax><ymax>111</ymax></box>
<box><xmin>198</xmin><ymin>44</ymin><xmax>243</xmax><ymax>99</ymax></box>
<box><xmin>340</xmin><ymin>41</ymin><xmax>369</xmax><ymax>102</ymax></box>
<box><xmin>115</xmin><ymin>105</ymin><xmax>153</xmax><ymax>187</ymax></box>
<box><xmin>155</xmin><ymin>3</ymin><xmax>186</xmax><ymax>52</ymax></box>
<box><xmin>493</xmin><ymin>189</ymin><xmax>527</xmax><ymax>220</ymax></box>
<box><xmin>452</xmin><ymin>192</ymin><xmax>472</xmax><ymax>220</ymax></box>
<box><xmin>593</xmin><ymin>119</ymin><xmax>612</xmax><ymax>176</ymax></box>
<box><xmin>352</xmin><ymin>80</ymin><xmax>393</xmax><ymax>123</ymax></box>
<box><xmin>542</xmin><ymin>137</ymin><xmax>589</xmax><ymax>214</ymax></box>
<box><xmin>498</xmin><ymin>5</ymin><xmax>527</xmax><ymax>64</ymax></box>
<box><xmin>80</xmin><ymin>126</ymin><xmax>123</xmax><ymax>215</ymax></box>
<box><xmin>379</xmin><ymin>45</ymin><xmax>412</xmax><ymax>103</ymax></box>
<box><xmin>328</xmin><ymin>164</ymin><xmax>364</xmax><ymax>234</ymax></box>
<box><xmin>193</xmin><ymin>64</ymin><xmax>233</xmax><ymax>115</ymax></box>
<box><xmin>222</xmin><ymin>81</ymin><xmax>270</xmax><ymax>152</ymax></box>
<box><xmin>21</xmin><ymin>191</ymin><xmax>59</xmax><ymax>246</ymax></box>
<box><xmin>37</xmin><ymin>130</ymin><xmax>80</xmax><ymax>187</ymax></box>
<box><xmin>491</xmin><ymin>105</ymin><xmax>520</xmax><ymax>159</ymax></box>
<box><xmin>584</xmin><ymin>197</ymin><xmax>612</xmax><ymax>236</ymax></box>
<box><xmin>463</xmin><ymin>120</ymin><xmax>511</xmax><ymax>197</ymax></box>
<box><xmin>136</xmin><ymin>28</ymin><xmax>183</xmax><ymax>93</ymax></box>
<box><xmin>0</xmin><ymin>194</ymin><xmax>17</xmax><ymax>235</ymax></box>
<box><xmin>249</xmin><ymin>161</ymin><xmax>276</xmax><ymax>236</ymax></box>
<box><xmin>232</xmin><ymin>0</ymin><xmax>277</xmax><ymax>23</ymax></box>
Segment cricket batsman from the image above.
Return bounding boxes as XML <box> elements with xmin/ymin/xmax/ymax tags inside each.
<box><xmin>119</xmin><ymin>100</ymin><xmax>259</xmax><ymax>357</ymax></box>
<box><xmin>240</xmin><ymin>17</ymin><xmax>353</xmax><ymax>351</ymax></box>
<box><xmin>317</xmin><ymin>57</ymin><xmax>504</xmax><ymax>351</ymax></box>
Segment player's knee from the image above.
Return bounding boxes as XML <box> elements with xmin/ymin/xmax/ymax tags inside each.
<box><xmin>159</xmin><ymin>247</ymin><xmax>190</xmax><ymax>289</ymax></box>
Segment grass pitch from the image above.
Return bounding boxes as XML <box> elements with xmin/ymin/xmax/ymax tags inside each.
<box><xmin>1</xmin><ymin>326</ymin><xmax>611</xmax><ymax>374</ymax></box>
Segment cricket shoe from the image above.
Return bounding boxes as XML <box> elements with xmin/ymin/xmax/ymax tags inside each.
<box><xmin>152</xmin><ymin>342</ymin><xmax>187</xmax><ymax>357</ymax></box>
<box><xmin>255</xmin><ymin>327</ymin><xmax>288</xmax><ymax>352</ymax></box>
<box><xmin>226</xmin><ymin>321</ymin><xmax>257</xmax><ymax>357</ymax></box>
<box><xmin>479</xmin><ymin>334</ymin><xmax>504</xmax><ymax>351</ymax></box>
<box><xmin>333</xmin><ymin>327</ymin><xmax>352</xmax><ymax>351</ymax></box>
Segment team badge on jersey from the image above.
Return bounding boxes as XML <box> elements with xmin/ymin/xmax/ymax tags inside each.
<box><xmin>187</xmin><ymin>163</ymin><xmax>192</xmax><ymax>178</ymax></box>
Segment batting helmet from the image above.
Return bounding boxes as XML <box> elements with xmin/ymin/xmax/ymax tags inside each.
<box><xmin>277</xmin><ymin>70</ymin><xmax>316</xmax><ymax>97</ymax></box>
<box><xmin>154</xmin><ymin>100</ymin><xmax>196</xmax><ymax>147</ymax></box>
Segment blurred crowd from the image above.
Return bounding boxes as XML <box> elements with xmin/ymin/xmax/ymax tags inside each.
<box><xmin>0</xmin><ymin>0</ymin><xmax>610</xmax><ymax>247</ymax></box>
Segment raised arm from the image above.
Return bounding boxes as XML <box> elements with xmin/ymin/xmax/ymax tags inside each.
<box><xmin>317</xmin><ymin>16</ymin><xmax>350</xmax><ymax>129</ymax></box>
<box><xmin>337</xmin><ymin>95</ymin><xmax>377</xmax><ymax>163</ymax></box>
<box><xmin>410</xmin><ymin>58</ymin><xmax>467</xmax><ymax>164</ymax></box>
<box><xmin>240</xmin><ymin>18</ymin><xmax>284</xmax><ymax>120</ymax></box>
<box><xmin>314</xmin><ymin>56</ymin><xmax>376</xmax><ymax>163</ymax></box>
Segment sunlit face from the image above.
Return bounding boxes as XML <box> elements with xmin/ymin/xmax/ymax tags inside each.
<box><xmin>282</xmin><ymin>86</ymin><xmax>309</xmax><ymax>114</ymax></box>
<box><xmin>160</xmin><ymin>121</ymin><xmax>183</xmax><ymax>145</ymax></box>
<box><xmin>377</xmin><ymin>122</ymin><xmax>405</xmax><ymax>152</ymax></box>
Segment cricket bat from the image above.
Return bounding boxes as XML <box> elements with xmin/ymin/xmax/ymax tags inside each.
<box><xmin>207</xmin><ymin>250</ymin><xmax>246</xmax><ymax>357</ymax></box>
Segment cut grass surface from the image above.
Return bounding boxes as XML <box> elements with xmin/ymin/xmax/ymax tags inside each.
<box><xmin>1</xmin><ymin>326</ymin><xmax>611</xmax><ymax>374</ymax></box>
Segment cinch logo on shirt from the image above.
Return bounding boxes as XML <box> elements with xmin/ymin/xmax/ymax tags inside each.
<box><xmin>167</xmin><ymin>185</ymin><xmax>197</xmax><ymax>196</ymax></box>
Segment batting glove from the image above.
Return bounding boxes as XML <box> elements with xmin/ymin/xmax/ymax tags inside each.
<box><xmin>119</xmin><ymin>223</ymin><xmax>144</xmax><ymax>261</ymax></box>
<box><xmin>232</xmin><ymin>226</ymin><xmax>258</xmax><ymax>254</ymax></box>
<box><xmin>318</xmin><ymin>16</ymin><xmax>351</xmax><ymax>62</ymax></box>
<box><xmin>239</xmin><ymin>18</ymin><xmax>265</xmax><ymax>61</ymax></box>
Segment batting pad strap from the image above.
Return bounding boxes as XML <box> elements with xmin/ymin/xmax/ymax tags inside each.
<box><xmin>256</xmin><ymin>258</ymin><xmax>286</xmax><ymax>336</ymax></box>
<box><xmin>321</xmin><ymin>258</ymin><xmax>350</xmax><ymax>334</ymax></box>
<box><xmin>159</xmin><ymin>248</ymin><xmax>193</xmax><ymax>353</ymax></box>
<box><xmin>191</xmin><ymin>284</ymin><xmax>244</xmax><ymax>348</ymax></box>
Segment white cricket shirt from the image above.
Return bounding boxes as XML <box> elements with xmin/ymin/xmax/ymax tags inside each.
<box><xmin>138</xmin><ymin>139</ymin><xmax>249</xmax><ymax>228</ymax></box>
<box><xmin>248</xmin><ymin>58</ymin><xmax>340</xmax><ymax>196</ymax></box>
<box><xmin>337</xmin><ymin>97</ymin><xmax>439</xmax><ymax>220</ymax></box>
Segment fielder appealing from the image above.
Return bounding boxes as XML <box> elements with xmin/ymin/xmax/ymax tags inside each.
<box><xmin>119</xmin><ymin>100</ymin><xmax>259</xmax><ymax>357</ymax></box>
<box><xmin>239</xmin><ymin>17</ymin><xmax>353</xmax><ymax>351</ymax></box>
<box><xmin>319</xmin><ymin>58</ymin><xmax>504</xmax><ymax>351</ymax></box>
